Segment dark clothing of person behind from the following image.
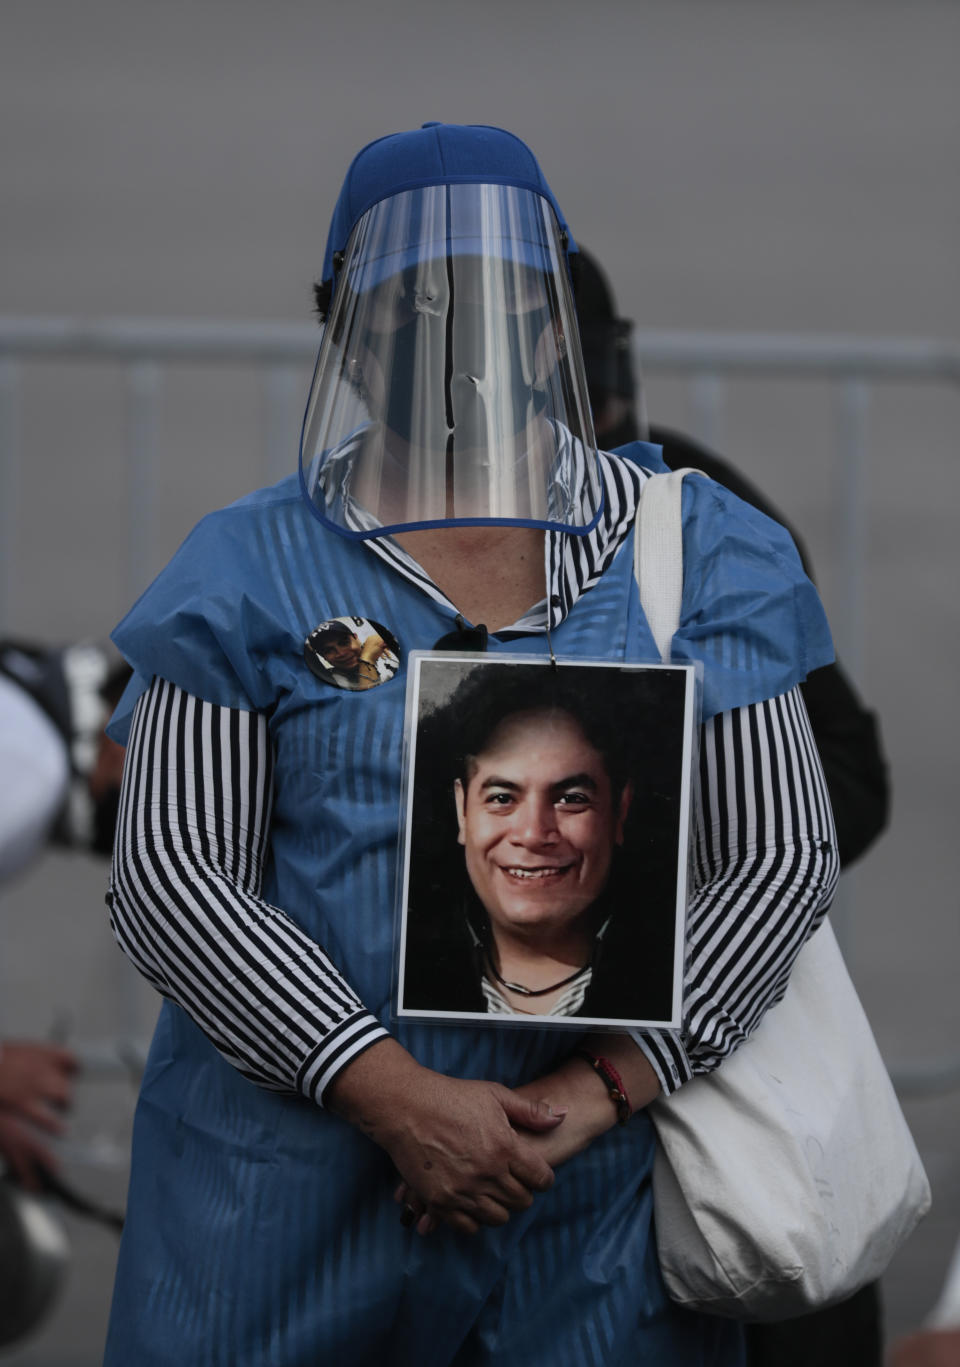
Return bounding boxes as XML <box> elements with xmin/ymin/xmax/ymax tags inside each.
<box><xmin>745</xmin><ymin>1284</ymin><xmax>883</xmax><ymax>1367</ymax></box>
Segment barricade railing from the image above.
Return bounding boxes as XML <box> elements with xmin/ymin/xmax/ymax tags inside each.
<box><xmin>3</xmin><ymin>316</ymin><xmax>958</xmax><ymax>669</ymax></box>
<box><xmin>2</xmin><ymin>315</ymin><xmax>958</xmax><ymax>1100</ymax></box>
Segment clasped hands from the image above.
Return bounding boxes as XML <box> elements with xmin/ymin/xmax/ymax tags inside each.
<box><xmin>339</xmin><ymin>1043</ymin><xmax>620</xmax><ymax>1237</ymax></box>
<box><xmin>327</xmin><ymin>1037</ymin><xmax>660</xmax><ymax>1239</ymax></box>
<box><xmin>388</xmin><ymin>1074</ymin><xmax>573</xmax><ymax>1238</ymax></box>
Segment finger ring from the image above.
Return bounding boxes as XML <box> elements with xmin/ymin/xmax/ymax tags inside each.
<box><xmin>400</xmin><ymin>1204</ymin><xmax>417</xmax><ymax>1228</ymax></box>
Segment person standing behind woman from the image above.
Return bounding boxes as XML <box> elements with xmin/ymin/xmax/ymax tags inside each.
<box><xmin>574</xmin><ymin>246</ymin><xmax>890</xmax><ymax>869</ymax></box>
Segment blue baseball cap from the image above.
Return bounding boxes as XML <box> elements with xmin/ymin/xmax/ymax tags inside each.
<box><xmin>320</xmin><ymin>122</ymin><xmax>576</xmax><ymax>287</ymax></box>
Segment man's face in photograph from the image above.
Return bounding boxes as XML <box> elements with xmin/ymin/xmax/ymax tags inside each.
<box><xmin>453</xmin><ymin>707</ymin><xmax>631</xmax><ymax>943</ymax></box>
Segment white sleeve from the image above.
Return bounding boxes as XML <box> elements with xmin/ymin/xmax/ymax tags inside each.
<box><xmin>632</xmin><ymin>687</ymin><xmax>839</xmax><ymax>1094</ymax></box>
<box><xmin>107</xmin><ymin>677</ymin><xmax>389</xmax><ymax>1103</ymax></box>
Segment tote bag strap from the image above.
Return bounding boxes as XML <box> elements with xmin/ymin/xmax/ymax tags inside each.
<box><xmin>634</xmin><ymin>468</ymin><xmax>705</xmax><ymax>661</ymax></box>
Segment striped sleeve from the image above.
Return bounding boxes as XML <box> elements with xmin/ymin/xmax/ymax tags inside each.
<box><xmin>106</xmin><ymin>677</ymin><xmax>388</xmax><ymax>1103</ymax></box>
<box><xmin>632</xmin><ymin>687</ymin><xmax>840</xmax><ymax>1094</ymax></box>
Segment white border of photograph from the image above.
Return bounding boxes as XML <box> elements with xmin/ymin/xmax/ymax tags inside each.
<box><xmin>394</xmin><ymin>651</ymin><xmax>698</xmax><ymax>1030</ymax></box>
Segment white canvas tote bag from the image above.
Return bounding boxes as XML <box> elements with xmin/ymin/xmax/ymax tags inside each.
<box><xmin>635</xmin><ymin>468</ymin><xmax>931</xmax><ymax>1320</ymax></box>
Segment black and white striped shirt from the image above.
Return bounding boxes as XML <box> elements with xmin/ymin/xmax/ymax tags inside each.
<box><xmin>107</xmin><ymin>450</ymin><xmax>839</xmax><ymax>1099</ymax></box>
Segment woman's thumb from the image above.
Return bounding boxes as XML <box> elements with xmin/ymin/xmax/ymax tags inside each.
<box><xmin>503</xmin><ymin>1093</ymin><xmax>568</xmax><ymax>1131</ymax></box>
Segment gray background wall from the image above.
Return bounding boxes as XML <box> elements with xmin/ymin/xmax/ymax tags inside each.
<box><xmin>1</xmin><ymin>1</ymin><xmax>957</xmax><ymax>1361</ymax></box>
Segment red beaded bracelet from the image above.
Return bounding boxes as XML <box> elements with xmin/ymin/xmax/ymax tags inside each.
<box><xmin>576</xmin><ymin>1049</ymin><xmax>632</xmax><ymax>1125</ymax></box>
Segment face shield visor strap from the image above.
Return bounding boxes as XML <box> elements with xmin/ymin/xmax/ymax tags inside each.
<box><xmin>299</xmin><ymin>183</ymin><xmax>604</xmax><ymax>539</ymax></box>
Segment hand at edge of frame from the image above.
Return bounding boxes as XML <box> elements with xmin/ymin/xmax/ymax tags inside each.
<box><xmin>888</xmin><ymin>1327</ymin><xmax>960</xmax><ymax>1367</ymax></box>
<box><xmin>0</xmin><ymin>1110</ymin><xmax>61</xmax><ymax>1191</ymax></box>
<box><xmin>0</xmin><ymin>1040</ymin><xmax>78</xmax><ymax>1132</ymax></box>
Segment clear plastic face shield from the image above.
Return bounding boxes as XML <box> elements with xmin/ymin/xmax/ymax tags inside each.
<box><xmin>300</xmin><ymin>183</ymin><xmax>603</xmax><ymax>538</ymax></box>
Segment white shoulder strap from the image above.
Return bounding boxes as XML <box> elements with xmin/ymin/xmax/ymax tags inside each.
<box><xmin>633</xmin><ymin>468</ymin><xmax>705</xmax><ymax>662</ymax></box>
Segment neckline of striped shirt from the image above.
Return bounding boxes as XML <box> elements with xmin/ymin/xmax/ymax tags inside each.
<box><xmin>324</xmin><ymin>433</ymin><xmax>646</xmax><ymax>632</ymax></box>
<box><xmin>481</xmin><ymin>971</ymin><xmax>591</xmax><ymax>1018</ymax></box>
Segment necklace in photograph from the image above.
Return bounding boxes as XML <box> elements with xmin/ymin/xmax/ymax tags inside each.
<box><xmin>484</xmin><ymin>950</ymin><xmax>590</xmax><ymax>998</ymax></box>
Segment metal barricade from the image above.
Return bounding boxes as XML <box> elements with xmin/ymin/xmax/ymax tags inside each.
<box><xmin>1</xmin><ymin>315</ymin><xmax>958</xmax><ymax>1098</ymax></box>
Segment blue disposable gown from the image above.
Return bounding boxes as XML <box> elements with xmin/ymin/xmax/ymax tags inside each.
<box><xmin>104</xmin><ymin>445</ymin><xmax>833</xmax><ymax>1366</ymax></box>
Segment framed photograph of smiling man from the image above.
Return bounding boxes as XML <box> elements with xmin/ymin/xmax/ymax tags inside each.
<box><xmin>395</xmin><ymin>653</ymin><xmax>699</xmax><ymax>1030</ymax></box>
